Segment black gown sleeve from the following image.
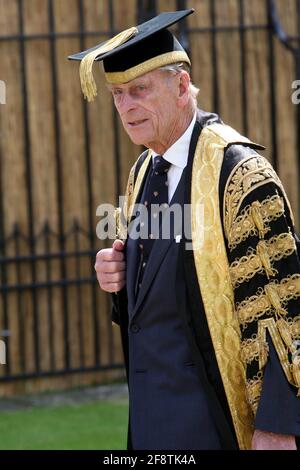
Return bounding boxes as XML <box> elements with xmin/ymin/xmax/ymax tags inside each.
<box><xmin>223</xmin><ymin>149</ymin><xmax>300</xmax><ymax>435</ymax></box>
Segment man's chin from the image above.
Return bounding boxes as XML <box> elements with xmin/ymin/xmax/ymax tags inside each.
<box><xmin>126</xmin><ymin>131</ymin><xmax>148</xmax><ymax>146</ymax></box>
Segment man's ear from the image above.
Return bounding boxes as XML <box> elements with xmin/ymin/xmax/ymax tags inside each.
<box><xmin>178</xmin><ymin>71</ymin><xmax>190</xmax><ymax>106</ymax></box>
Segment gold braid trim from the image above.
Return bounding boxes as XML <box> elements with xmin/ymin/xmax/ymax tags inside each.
<box><xmin>105</xmin><ymin>51</ymin><xmax>191</xmax><ymax>84</ymax></box>
<box><xmin>237</xmin><ymin>274</ymin><xmax>300</xmax><ymax>328</ymax></box>
<box><xmin>191</xmin><ymin>123</ymin><xmax>255</xmax><ymax>449</ymax></box>
<box><xmin>265</xmin><ymin>284</ymin><xmax>288</xmax><ymax>317</ymax></box>
<box><xmin>257</xmin><ymin>318</ymin><xmax>293</xmax><ymax>380</ymax></box>
<box><xmin>251</xmin><ymin>201</ymin><xmax>269</xmax><ymax>239</ymax></box>
<box><xmin>246</xmin><ymin>372</ymin><xmax>263</xmax><ymax>415</ymax></box>
<box><xmin>229</xmin><ymin>232</ymin><xmax>296</xmax><ymax>287</ymax></box>
<box><xmin>224</xmin><ymin>152</ymin><xmax>294</xmax><ymax>250</ymax></box>
<box><xmin>256</xmin><ymin>241</ymin><xmax>278</xmax><ymax>278</ymax></box>
<box><xmin>115</xmin><ymin>162</ymin><xmax>136</xmax><ymax>240</ymax></box>
<box><xmin>288</xmin><ymin>315</ymin><xmax>300</xmax><ymax>340</ymax></box>
<box><xmin>245</xmin><ymin>318</ymin><xmax>300</xmax><ymax>411</ymax></box>
<box><xmin>257</xmin><ymin>318</ymin><xmax>300</xmax><ymax>395</ymax></box>
<box><xmin>276</xmin><ymin>318</ymin><xmax>297</xmax><ymax>353</ymax></box>
<box><xmin>115</xmin><ymin>151</ymin><xmax>152</xmax><ymax>240</ymax></box>
<box><xmin>240</xmin><ymin>334</ymin><xmax>269</xmax><ymax>365</ymax></box>
<box><xmin>275</xmin><ymin>317</ymin><xmax>300</xmax><ymax>392</ymax></box>
<box><xmin>228</xmin><ymin>195</ymin><xmax>285</xmax><ymax>251</ymax></box>
<box><xmin>224</xmin><ymin>155</ymin><xmax>283</xmax><ymax>238</ymax></box>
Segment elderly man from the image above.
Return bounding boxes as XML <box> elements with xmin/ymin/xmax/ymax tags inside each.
<box><xmin>69</xmin><ymin>9</ymin><xmax>300</xmax><ymax>450</ymax></box>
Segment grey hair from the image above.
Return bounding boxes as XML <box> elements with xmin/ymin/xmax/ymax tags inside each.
<box><xmin>159</xmin><ymin>62</ymin><xmax>200</xmax><ymax>109</ymax></box>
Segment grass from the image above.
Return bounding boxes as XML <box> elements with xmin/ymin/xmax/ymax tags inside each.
<box><xmin>0</xmin><ymin>400</ymin><xmax>128</xmax><ymax>450</ymax></box>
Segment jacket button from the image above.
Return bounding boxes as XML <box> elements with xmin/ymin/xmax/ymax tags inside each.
<box><xmin>130</xmin><ymin>323</ymin><xmax>140</xmax><ymax>333</ymax></box>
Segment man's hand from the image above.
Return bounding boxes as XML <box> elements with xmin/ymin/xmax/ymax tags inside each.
<box><xmin>252</xmin><ymin>429</ymin><xmax>297</xmax><ymax>450</ymax></box>
<box><xmin>95</xmin><ymin>239</ymin><xmax>126</xmax><ymax>293</ymax></box>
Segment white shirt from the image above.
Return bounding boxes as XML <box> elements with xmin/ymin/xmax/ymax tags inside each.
<box><xmin>151</xmin><ymin>112</ymin><xmax>197</xmax><ymax>203</ymax></box>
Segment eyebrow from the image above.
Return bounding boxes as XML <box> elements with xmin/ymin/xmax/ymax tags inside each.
<box><xmin>105</xmin><ymin>83</ymin><xmax>116</xmax><ymax>92</ymax></box>
<box><xmin>106</xmin><ymin>76</ymin><xmax>152</xmax><ymax>93</ymax></box>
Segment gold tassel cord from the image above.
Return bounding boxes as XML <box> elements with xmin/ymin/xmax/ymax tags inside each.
<box><xmin>79</xmin><ymin>27</ymin><xmax>138</xmax><ymax>102</ymax></box>
<box><xmin>256</xmin><ymin>240</ymin><xmax>278</xmax><ymax>279</ymax></box>
<box><xmin>276</xmin><ymin>318</ymin><xmax>295</xmax><ymax>351</ymax></box>
<box><xmin>264</xmin><ymin>284</ymin><xmax>288</xmax><ymax>318</ymax></box>
<box><xmin>276</xmin><ymin>318</ymin><xmax>300</xmax><ymax>391</ymax></box>
<box><xmin>250</xmin><ymin>201</ymin><xmax>268</xmax><ymax>239</ymax></box>
<box><xmin>258</xmin><ymin>339</ymin><xmax>269</xmax><ymax>369</ymax></box>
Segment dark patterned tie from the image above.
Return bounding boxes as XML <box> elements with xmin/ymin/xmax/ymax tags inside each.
<box><xmin>136</xmin><ymin>155</ymin><xmax>171</xmax><ymax>292</ymax></box>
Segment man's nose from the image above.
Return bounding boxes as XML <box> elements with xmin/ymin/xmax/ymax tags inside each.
<box><xmin>118</xmin><ymin>92</ymin><xmax>136</xmax><ymax>113</ymax></box>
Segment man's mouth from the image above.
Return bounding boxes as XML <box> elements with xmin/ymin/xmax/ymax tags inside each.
<box><xmin>127</xmin><ymin>119</ymin><xmax>148</xmax><ymax>128</ymax></box>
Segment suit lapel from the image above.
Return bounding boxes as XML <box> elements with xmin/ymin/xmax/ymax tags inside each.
<box><xmin>125</xmin><ymin>158</ymin><xmax>152</xmax><ymax>310</ymax></box>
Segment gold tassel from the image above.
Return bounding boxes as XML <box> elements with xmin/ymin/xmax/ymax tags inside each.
<box><xmin>257</xmin><ymin>322</ymin><xmax>269</xmax><ymax>370</ymax></box>
<box><xmin>258</xmin><ymin>340</ymin><xmax>269</xmax><ymax>369</ymax></box>
<box><xmin>114</xmin><ymin>207</ymin><xmax>127</xmax><ymax>241</ymax></box>
<box><xmin>276</xmin><ymin>318</ymin><xmax>294</xmax><ymax>350</ymax></box>
<box><xmin>79</xmin><ymin>27</ymin><xmax>138</xmax><ymax>102</ymax></box>
<box><xmin>292</xmin><ymin>364</ymin><xmax>300</xmax><ymax>388</ymax></box>
<box><xmin>256</xmin><ymin>240</ymin><xmax>277</xmax><ymax>279</ymax></box>
<box><xmin>276</xmin><ymin>318</ymin><xmax>300</xmax><ymax>391</ymax></box>
<box><xmin>264</xmin><ymin>284</ymin><xmax>288</xmax><ymax>317</ymax></box>
<box><xmin>251</xmin><ymin>201</ymin><xmax>268</xmax><ymax>239</ymax></box>
<box><xmin>291</xmin><ymin>334</ymin><xmax>300</xmax><ymax>388</ymax></box>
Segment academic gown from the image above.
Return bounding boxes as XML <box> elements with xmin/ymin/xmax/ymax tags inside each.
<box><xmin>112</xmin><ymin>109</ymin><xmax>300</xmax><ymax>449</ymax></box>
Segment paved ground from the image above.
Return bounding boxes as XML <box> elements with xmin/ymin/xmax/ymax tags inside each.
<box><xmin>0</xmin><ymin>382</ymin><xmax>128</xmax><ymax>412</ymax></box>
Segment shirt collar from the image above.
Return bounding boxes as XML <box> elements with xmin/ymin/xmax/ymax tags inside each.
<box><xmin>151</xmin><ymin>111</ymin><xmax>197</xmax><ymax>169</ymax></box>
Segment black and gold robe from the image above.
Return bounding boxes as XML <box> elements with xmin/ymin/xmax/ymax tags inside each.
<box><xmin>112</xmin><ymin>109</ymin><xmax>300</xmax><ymax>449</ymax></box>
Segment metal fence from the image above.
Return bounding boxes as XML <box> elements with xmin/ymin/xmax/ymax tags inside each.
<box><xmin>0</xmin><ymin>0</ymin><xmax>299</xmax><ymax>388</ymax></box>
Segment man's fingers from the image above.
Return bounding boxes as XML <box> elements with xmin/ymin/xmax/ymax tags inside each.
<box><xmin>98</xmin><ymin>260</ymin><xmax>125</xmax><ymax>273</ymax></box>
<box><xmin>252</xmin><ymin>430</ymin><xmax>297</xmax><ymax>450</ymax></box>
<box><xmin>101</xmin><ymin>271</ymin><xmax>126</xmax><ymax>284</ymax></box>
<box><xmin>96</xmin><ymin>248</ymin><xmax>124</xmax><ymax>262</ymax></box>
<box><xmin>100</xmin><ymin>280</ymin><xmax>126</xmax><ymax>293</ymax></box>
<box><xmin>113</xmin><ymin>239</ymin><xmax>125</xmax><ymax>252</ymax></box>
<box><xmin>94</xmin><ymin>246</ymin><xmax>126</xmax><ymax>293</ymax></box>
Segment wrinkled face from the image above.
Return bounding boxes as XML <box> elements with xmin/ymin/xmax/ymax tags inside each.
<box><xmin>109</xmin><ymin>69</ymin><xmax>181</xmax><ymax>149</ymax></box>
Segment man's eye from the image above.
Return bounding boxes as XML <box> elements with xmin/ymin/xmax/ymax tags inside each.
<box><xmin>112</xmin><ymin>89</ymin><xmax>123</xmax><ymax>96</ymax></box>
<box><xmin>137</xmin><ymin>85</ymin><xmax>146</xmax><ymax>91</ymax></box>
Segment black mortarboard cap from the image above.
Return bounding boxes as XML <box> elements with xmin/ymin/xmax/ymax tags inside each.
<box><xmin>68</xmin><ymin>9</ymin><xmax>194</xmax><ymax>102</ymax></box>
